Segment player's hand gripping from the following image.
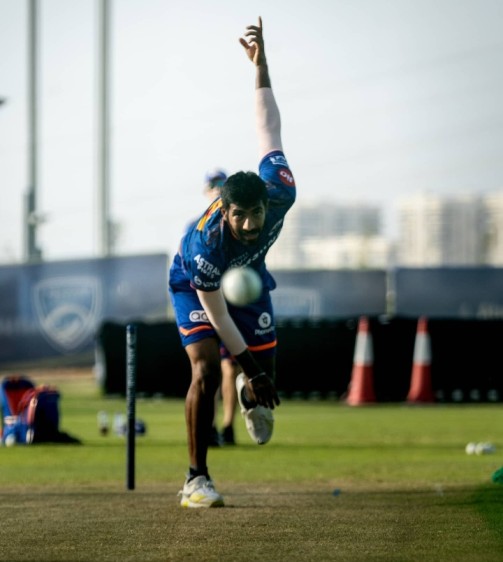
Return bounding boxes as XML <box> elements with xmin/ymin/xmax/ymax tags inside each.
<box><xmin>246</xmin><ymin>372</ymin><xmax>280</xmax><ymax>410</ymax></box>
<box><xmin>239</xmin><ymin>16</ymin><xmax>267</xmax><ymax>67</ymax></box>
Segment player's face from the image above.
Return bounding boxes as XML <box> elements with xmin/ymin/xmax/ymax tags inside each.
<box><xmin>223</xmin><ymin>201</ymin><xmax>266</xmax><ymax>245</ymax></box>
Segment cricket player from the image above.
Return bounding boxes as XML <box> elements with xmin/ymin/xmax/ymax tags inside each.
<box><xmin>169</xmin><ymin>16</ymin><xmax>296</xmax><ymax>507</ymax></box>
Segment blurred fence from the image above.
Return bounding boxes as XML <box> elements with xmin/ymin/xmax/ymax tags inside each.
<box><xmin>95</xmin><ymin>316</ymin><xmax>503</xmax><ymax>403</ymax></box>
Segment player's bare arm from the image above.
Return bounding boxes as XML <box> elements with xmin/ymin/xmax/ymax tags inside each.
<box><xmin>241</xmin><ymin>17</ymin><xmax>282</xmax><ymax>157</ymax></box>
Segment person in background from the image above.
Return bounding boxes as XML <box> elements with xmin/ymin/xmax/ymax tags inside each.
<box><xmin>203</xmin><ymin>169</ymin><xmax>240</xmax><ymax>447</ymax></box>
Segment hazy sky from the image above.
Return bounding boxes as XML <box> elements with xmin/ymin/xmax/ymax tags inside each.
<box><xmin>1</xmin><ymin>0</ymin><xmax>502</xmax><ymax>264</ymax></box>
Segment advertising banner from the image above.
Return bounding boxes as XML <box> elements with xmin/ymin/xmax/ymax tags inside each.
<box><xmin>0</xmin><ymin>254</ymin><xmax>169</xmax><ymax>366</ymax></box>
<box><xmin>393</xmin><ymin>267</ymin><xmax>503</xmax><ymax>318</ymax></box>
<box><xmin>270</xmin><ymin>269</ymin><xmax>388</xmax><ymax>318</ymax></box>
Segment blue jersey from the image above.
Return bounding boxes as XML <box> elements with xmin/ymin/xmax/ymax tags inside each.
<box><xmin>169</xmin><ymin>150</ymin><xmax>296</xmax><ymax>294</ymax></box>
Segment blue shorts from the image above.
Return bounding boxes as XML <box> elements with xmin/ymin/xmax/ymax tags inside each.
<box><xmin>169</xmin><ymin>286</ymin><xmax>277</xmax><ymax>360</ymax></box>
<box><xmin>219</xmin><ymin>345</ymin><xmax>238</xmax><ymax>364</ymax></box>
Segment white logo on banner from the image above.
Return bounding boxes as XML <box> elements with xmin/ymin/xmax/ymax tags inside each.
<box><xmin>32</xmin><ymin>276</ymin><xmax>102</xmax><ymax>352</ymax></box>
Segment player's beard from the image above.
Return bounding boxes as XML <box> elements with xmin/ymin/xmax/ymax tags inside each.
<box><xmin>240</xmin><ymin>229</ymin><xmax>260</xmax><ymax>245</ymax></box>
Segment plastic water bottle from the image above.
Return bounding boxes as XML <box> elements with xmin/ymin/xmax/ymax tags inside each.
<box><xmin>97</xmin><ymin>411</ymin><xmax>109</xmax><ymax>436</ymax></box>
<box><xmin>114</xmin><ymin>413</ymin><xmax>126</xmax><ymax>436</ymax></box>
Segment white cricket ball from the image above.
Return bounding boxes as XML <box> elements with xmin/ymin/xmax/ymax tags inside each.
<box><xmin>465</xmin><ymin>442</ymin><xmax>477</xmax><ymax>455</ymax></box>
<box><xmin>221</xmin><ymin>266</ymin><xmax>262</xmax><ymax>307</ymax></box>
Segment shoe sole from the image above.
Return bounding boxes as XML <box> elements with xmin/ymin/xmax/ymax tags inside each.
<box><xmin>236</xmin><ymin>374</ymin><xmax>274</xmax><ymax>445</ymax></box>
<box><xmin>245</xmin><ymin>405</ymin><xmax>273</xmax><ymax>444</ymax></box>
<box><xmin>180</xmin><ymin>497</ymin><xmax>224</xmax><ymax>508</ymax></box>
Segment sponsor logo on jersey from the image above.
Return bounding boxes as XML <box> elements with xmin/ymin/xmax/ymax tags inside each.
<box><xmin>193</xmin><ymin>276</ymin><xmax>219</xmax><ymax>289</ymax></box>
<box><xmin>278</xmin><ymin>168</ymin><xmax>295</xmax><ymax>186</ymax></box>
<box><xmin>255</xmin><ymin>312</ymin><xmax>274</xmax><ymax>335</ymax></box>
<box><xmin>227</xmin><ymin>234</ymin><xmax>280</xmax><ymax>270</ymax></box>
<box><xmin>189</xmin><ymin>310</ymin><xmax>209</xmax><ymax>322</ymax></box>
<box><xmin>269</xmin><ymin>154</ymin><xmax>289</xmax><ymax>167</ymax></box>
<box><xmin>255</xmin><ymin>326</ymin><xmax>275</xmax><ymax>336</ymax></box>
<box><xmin>258</xmin><ymin>312</ymin><xmax>272</xmax><ymax>328</ymax></box>
<box><xmin>194</xmin><ymin>254</ymin><xmax>221</xmax><ymax>278</ymax></box>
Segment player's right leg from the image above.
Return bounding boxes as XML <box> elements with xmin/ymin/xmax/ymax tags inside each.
<box><xmin>169</xmin><ymin>286</ymin><xmax>224</xmax><ymax>507</ymax></box>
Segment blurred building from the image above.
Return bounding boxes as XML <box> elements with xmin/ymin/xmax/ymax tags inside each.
<box><xmin>484</xmin><ymin>192</ymin><xmax>503</xmax><ymax>265</ymax></box>
<box><xmin>266</xmin><ymin>192</ymin><xmax>503</xmax><ymax>270</ymax></box>
<box><xmin>267</xmin><ymin>202</ymin><xmax>392</xmax><ymax>269</ymax></box>
<box><xmin>397</xmin><ymin>192</ymin><xmax>503</xmax><ymax>266</ymax></box>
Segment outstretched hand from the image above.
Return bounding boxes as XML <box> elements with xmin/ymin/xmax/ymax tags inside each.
<box><xmin>239</xmin><ymin>16</ymin><xmax>266</xmax><ymax>66</ymax></box>
<box><xmin>247</xmin><ymin>372</ymin><xmax>280</xmax><ymax>410</ymax></box>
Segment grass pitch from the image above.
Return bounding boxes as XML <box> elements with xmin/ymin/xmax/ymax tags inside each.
<box><xmin>0</xmin><ymin>368</ymin><xmax>502</xmax><ymax>561</ymax></box>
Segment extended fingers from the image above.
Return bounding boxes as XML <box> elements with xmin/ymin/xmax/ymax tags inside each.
<box><xmin>244</xmin><ymin>27</ymin><xmax>262</xmax><ymax>42</ymax></box>
<box><xmin>244</xmin><ymin>17</ymin><xmax>263</xmax><ymax>40</ymax></box>
<box><xmin>240</xmin><ymin>17</ymin><xmax>263</xmax><ymax>59</ymax></box>
<box><xmin>240</xmin><ymin>31</ymin><xmax>259</xmax><ymax>52</ymax></box>
<box><xmin>239</xmin><ymin>37</ymin><xmax>250</xmax><ymax>50</ymax></box>
<box><xmin>246</xmin><ymin>15</ymin><xmax>262</xmax><ymax>32</ymax></box>
<box><xmin>252</xmin><ymin>382</ymin><xmax>279</xmax><ymax>409</ymax></box>
<box><xmin>264</xmin><ymin>392</ymin><xmax>280</xmax><ymax>410</ymax></box>
<box><xmin>264</xmin><ymin>395</ymin><xmax>277</xmax><ymax>410</ymax></box>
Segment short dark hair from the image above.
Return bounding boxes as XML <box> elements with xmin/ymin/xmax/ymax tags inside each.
<box><xmin>220</xmin><ymin>171</ymin><xmax>268</xmax><ymax>210</ymax></box>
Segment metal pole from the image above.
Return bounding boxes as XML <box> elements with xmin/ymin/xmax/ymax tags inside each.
<box><xmin>126</xmin><ymin>323</ymin><xmax>137</xmax><ymax>490</ymax></box>
<box><xmin>25</xmin><ymin>0</ymin><xmax>41</xmax><ymax>262</ymax></box>
<box><xmin>97</xmin><ymin>0</ymin><xmax>111</xmax><ymax>256</ymax></box>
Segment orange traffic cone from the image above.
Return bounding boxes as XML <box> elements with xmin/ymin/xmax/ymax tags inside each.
<box><xmin>406</xmin><ymin>316</ymin><xmax>435</xmax><ymax>403</ymax></box>
<box><xmin>346</xmin><ymin>316</ymin><xmax>376</xmax><ymax>405</ymax></box>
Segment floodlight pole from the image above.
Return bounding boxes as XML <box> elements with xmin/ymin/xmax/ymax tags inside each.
<box><xmin>97</xmin><ymin>0</ymin><xmax>112</xmax><ymax>257</ymax></box>
<box><xmin>24</xmin><ymin>0</ymin><xmax>42</xmax><ymax>262</ymax></box>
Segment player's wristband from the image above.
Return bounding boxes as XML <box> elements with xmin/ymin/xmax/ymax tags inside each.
<box><xmin>234</xmin><ymin>349</ymin><xmax>262</xmax><ymax>379</ymax></box>
<box><xmin>248</xmin><ymin>373</ymin><xmax>267</xmax><ymax>384</ymax></box>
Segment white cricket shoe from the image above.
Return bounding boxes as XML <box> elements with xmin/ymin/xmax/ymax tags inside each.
<box><xmin>236</xmin><ymin>373</ymin><xmax>274</xmax><ymax>445</ymax></box>
<box><xmin>179</xmin><ymin>475</ymin><xmax>224</xmax><ymax>508</ymax></box>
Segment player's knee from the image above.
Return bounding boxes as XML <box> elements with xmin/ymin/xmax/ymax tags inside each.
<box><xmin>192</xmin><ymin>360</ymin><xmax>221</xmax><ymax>395</ymax></box>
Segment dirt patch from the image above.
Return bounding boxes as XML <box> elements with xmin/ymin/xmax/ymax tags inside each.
<box><xmin>0</xmin><ymin>483</ymin><xmax>497</xmax><ymax>562</ymax></box>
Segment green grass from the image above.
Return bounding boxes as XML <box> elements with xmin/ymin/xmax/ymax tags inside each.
<box><xmin>1</xmin><ymin>370</ymin><xmax>503</xmax><ymax>561</ymax></box>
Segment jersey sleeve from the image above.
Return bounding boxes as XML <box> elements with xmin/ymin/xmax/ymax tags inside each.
<box><xmin>259</xmin><ymin>150</ymin><xmax>296</xmax><ymax>212</ymax></box>
<box><xmin>181</xmin><ymin>227</ymin><xmax>225</xmax><ymax>292</ymax></box>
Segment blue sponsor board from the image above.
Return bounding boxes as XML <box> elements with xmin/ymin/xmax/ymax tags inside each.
<box><xmin>3</xmin><ymin>261</ymin><xmax>503</xmax><ymax>368</ymax></box>
<box><xmin>0</xmin><ymin>254</ymin><xmax>169</xmax><ymax>366</ymax></box>
<box><xmin>393</xmin><ymin>267</ymin><xmax>503</xmax><ymax>318</ymax></box>
<box><xmin>270</xmin><ymin>269</ymin><xmax>388</xmax><ymax>318</ymax></box>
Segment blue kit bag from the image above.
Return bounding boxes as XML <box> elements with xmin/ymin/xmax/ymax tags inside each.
<box><xmin>1</xmin><ymin>375</ymin><xmax>80</xmax><ymax>445</ymax></box>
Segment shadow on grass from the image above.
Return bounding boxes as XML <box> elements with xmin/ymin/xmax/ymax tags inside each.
<box><xmin>473</xmin><ymin>483</ymin><xmax>503</xmax><ymax>545</ymax></box>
